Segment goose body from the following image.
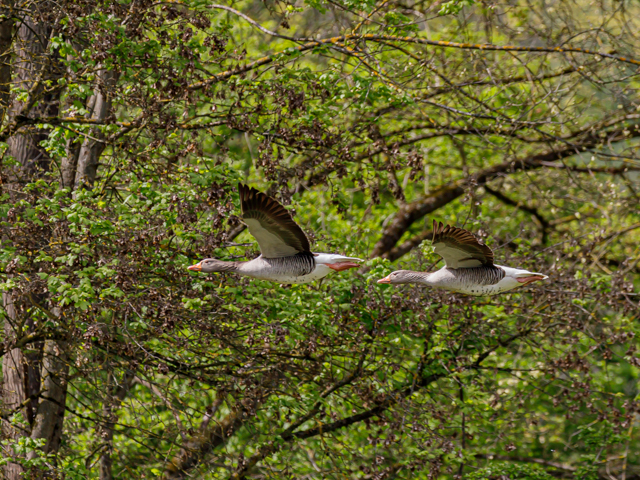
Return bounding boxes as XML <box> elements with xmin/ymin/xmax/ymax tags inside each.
<box><xmin>227</xmin><ymin>253</ymin><xmax>360</xmax><ymax>284</ymax></box>
<box><xmin>378</xmin><ymin>222</ymin><xmax>547</xmax><ymax>296</ymax></box>
<box><xmin>188</xmin><ymin>185</ymin><xmax>362</xmax><ymax>284</ymax></box>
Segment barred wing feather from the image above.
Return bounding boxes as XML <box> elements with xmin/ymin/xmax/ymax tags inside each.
<box><xmin>239</xmin><ymin>184</ymin><xmax>311</xmax><ymax>258</ymax></box>
<box><xmin>431</xmin><ymin>220</ymin><xmax>494</xmax><ymax>268</ymax></box>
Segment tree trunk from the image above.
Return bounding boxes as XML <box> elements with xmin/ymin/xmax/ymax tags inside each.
<box><xmin>99</xmin><ymin>371</ymin><xmax>133</xmax><ymax>480</ymax></box>
<box><xmin>6</xmin><ymin>12</ymin><xmax>57</xmax><ymax>181</ymax></box>
<box><xmin>0</xmin><ymin>0</ymin><xmax>14</xmax><ymax>124</ymax></box>
<box><xmin>27</xmin><ymin>340</ymin><xmax>68</xmax><ymax>457</ymax></box>
<box><xmin>1</xmin><ymin>6</ymin><xmax>64</xmax><ymax>479</ymax></box>
<box><xmin>59</xmin><ymin>38</ymin><xmax>86</xmax><ymax>189</ymax></box>
<box><xmin>1</xmin><ymin>293</ymin><xmax>28</xmax><ymax>480</ymax></box>
<box><xmin>74</xmin><ymin>67</ymin><xmax>117</xmax><ymax>188</ymax></box>
<box><xmin>61</xmin><ymin>139</ymin><xmax>81</xmax><ymax>188</ymax></box>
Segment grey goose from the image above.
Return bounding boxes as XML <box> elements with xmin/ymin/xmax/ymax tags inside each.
<box><xmin>188</xmin><ymin>184</ymin><xmax>362</xmax><ymax>284</ymax></box>
<box><xmin>377</xmin><ymin>221</ymin><xmax>548</xmax><ymax>296</ymax></box>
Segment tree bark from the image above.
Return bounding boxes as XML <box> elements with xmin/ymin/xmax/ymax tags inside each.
<box><xmin>164</xmin><ymin>406</ymin><xmax>248</xmax><ymax>480</ymax></box>
<box><xmin>27</xmin><ymin>340</ymin><xmax>68</xmax><ymax>458</ymax></box>
<box><xmin>5</xmin><ymin>12</ymin><xmax>57</xmax><ymax>181</ymax></box>
<box><xmin>59</xmin><ymin>39</ymin><xmax>84</xmax><ymax>189</ymax></box>
<box><xmin>1</xmin><ymin>293</ymin><xmax>29</xmax><ymax>480</ymax></box>
<box><xmin>1</xmin><ymin>6</ymin><xmax>64</xmax><ymax>480</ymax></box>
<box><xmin>99</xmin><ymin>371</ymin><xmax>133</xmax><ymax>480</ymax></box>
<box><xmin>164</xmin><ymin>378</ymin><xmax>274</xmax><ymax>480</ymax></box>
<box><xmin>61</xmin><ymin>139</ymin><xmax>81</xmax><ymax>188</ymax></box>
<box><xmin>0</xmin><ymin>0</ymin><xmax>14</xmax><ymax>125</ymax></box>
<box><xmin>74</xmin><ymin>67</ymin><xmax>117</xmax><ymax>188</ymax></box>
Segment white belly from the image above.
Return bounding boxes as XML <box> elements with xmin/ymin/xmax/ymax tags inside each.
<box><xmin>454</xmin><ymin>265</ymin><xmax>528</xmax><ymax>296</ymax></box>
<box><xmin>429</xmin><ymin>265</ymin><xmax>523</xmax><ymax>296</ymax></box>
<box><xmin>245</xmin><ymin>264</ymin><xmax>331</xmax><ymax>284</ymax></box>
<box><xmin>455</xmin><ymin>276</ymin><xmax>521</xmax><ymax>296</ymax></box>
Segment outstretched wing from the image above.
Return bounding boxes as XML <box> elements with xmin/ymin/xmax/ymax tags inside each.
<box><xmin>239</xmin><ymin>184</ymin><xmax>311</xmax><ymax>258</ymax></box>
<box><xmin>431</xmin><ymin>220</ymin><xmax>494</xmax><ymax>268</ymax></box>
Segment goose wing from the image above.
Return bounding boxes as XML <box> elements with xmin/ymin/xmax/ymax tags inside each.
<box><xmin>431</xmin><ymin>220</ymin><xmax>494</xmax><ymax>268</ymax></box>
<box><xmin>239</xmin><ymin>184</ymin><xmax>311</xmax><ymax>258</ymax></box>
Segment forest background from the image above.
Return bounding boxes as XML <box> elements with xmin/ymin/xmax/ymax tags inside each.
<box><xmin>1</xmin><ymin>0</ymin><xmax>639</xmax><ymax>479</ymax></box>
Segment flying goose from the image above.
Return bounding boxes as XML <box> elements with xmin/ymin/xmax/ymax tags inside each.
<box><xmin>188</xmin><ymin>184</ymin><xmax>362</xmax><ymax>284</ymax></box>
<box><xmin>377</xmin><ymin>221</ymin><xmax>548</xmax><ymax>296</ymax></box>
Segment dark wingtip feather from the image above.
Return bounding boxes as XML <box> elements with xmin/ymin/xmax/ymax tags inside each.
<box><xmin>239</xmin><ymin>183</ymin><xmax>267</xmax><ymax>215</ymax></box>
<box><xmin>238</xmin><ymin>183</ymin><xmax>249</xmax><ymax>205</ymax></box>
<box><xmin>237</xmin><ymin>183</ymin><xmax>312</xmax><ymax>254</ymax></box>
<box><xmin>432</xmin><ymin>219</ymin><xmax>441</xmax><ymax>242</ymax></box>
<box><xmin>431</xmin><ymin>221</ymin><xmax>495</xmax><ymax>266</ymax></box>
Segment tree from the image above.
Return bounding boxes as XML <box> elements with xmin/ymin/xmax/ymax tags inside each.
<box><xmin>1</xmin><ymin>0</ymin><xmax>639</xmax><ymax>478</ymax></box>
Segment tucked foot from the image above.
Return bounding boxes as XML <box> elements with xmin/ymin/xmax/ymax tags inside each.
<box><xmin>326</xmin><ymin>262</ymin><xmax>360</xmax><ymax>272</ymax></box>
<box><xmin>516</xmin><ymin>275</ymin><xmax>547</xmax><ymax>286</ymax></box>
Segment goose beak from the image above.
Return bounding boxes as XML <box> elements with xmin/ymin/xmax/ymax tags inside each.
<box><xmin>327</xmin><ymin>262</ymin><xmax>360</xmax><ymax>272</ymax></box>
<box><xmin>188</xmin><ymin>263</ymin><xmax>202</xmax><ymax>272</ymax></box>
<box><xmin>377</xmin><ymin>276</ymin><xmax>391</xmax><ymax>284</ymax></box>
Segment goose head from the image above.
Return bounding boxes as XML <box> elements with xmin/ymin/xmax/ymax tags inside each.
<box><xmin>377</xmin><ymin>270</ymin><xmax>429</xmax><ymax>285</ymax></box>
<box><xmin>188</xmin><ymin>259</ymin><xmax>237</xmax><ymax>273</ymax></box>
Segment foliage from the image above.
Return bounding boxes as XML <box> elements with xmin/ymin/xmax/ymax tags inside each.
<box><xmin>1</xmin><ymin>0</ymin><xmax>639</xmax><ymax>479</ymax></box>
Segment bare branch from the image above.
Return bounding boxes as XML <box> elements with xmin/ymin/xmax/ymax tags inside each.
<box><xmin>209</xmin><ymin>4</ymin><xmax>311</xmax><ymax>42</ymax></box>
<box><xmin>370</xmin><ymin>126</ymin><xmax>640</xmax><ymax>258</ymax></box>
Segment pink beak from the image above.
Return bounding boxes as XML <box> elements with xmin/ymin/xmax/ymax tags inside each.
<box><xmin>187</xmin><ymin>263</ymin><xmax>202</xmax><ymax>272</ymax></box>
<box><xmin>326</xmin><ymin>262</ymin><xmax>360</xmax><ymax>272</ymax></box>
<box><xmin>377</xmin><ymin>276</ymin><xmax>391</xmax><ymax>284</ymax></box>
